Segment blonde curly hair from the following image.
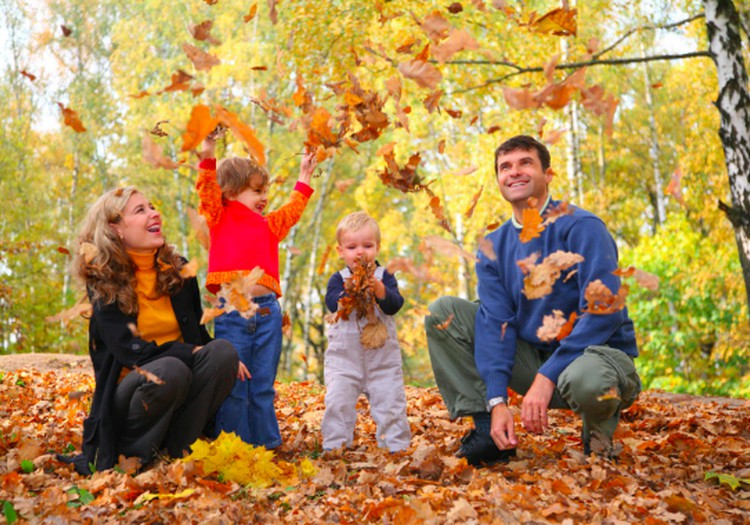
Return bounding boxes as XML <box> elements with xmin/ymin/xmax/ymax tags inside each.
<box><xmin>71</xmin><ymin>187</ymin><xmax>184</xmax><ymax>316</ymax></box>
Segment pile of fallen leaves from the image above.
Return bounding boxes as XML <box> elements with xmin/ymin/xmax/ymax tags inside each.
<box><xmin>0</xmin><ymin>367</ymin><xmax>748</xmax><ymax>524</ymax></box>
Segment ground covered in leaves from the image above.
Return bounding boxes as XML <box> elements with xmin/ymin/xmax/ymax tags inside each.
<box><xmin>0</xmin><ymin>357</ymin><xmax>748</xmax><ymax>524</ymax></box>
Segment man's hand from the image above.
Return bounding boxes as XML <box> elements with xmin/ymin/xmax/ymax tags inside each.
<box><xmin>521</xmin><ymin>373</ymin><xmax>555</xmax><ymax>434</ymax></box>
<box><xmin>490</xmin><ymin>403</ymin><xmax>518</xmax><ymax>450</ymax></box>
<box><xmin>298</xmin><ymin>151</ymin><xmax>318</xmax><ymax>185</ymax></box>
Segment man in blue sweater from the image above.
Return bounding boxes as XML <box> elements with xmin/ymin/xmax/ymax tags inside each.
<box><xmin>425</xmin><ymin>135</ymin><xmax>641</xmax><ymax>466</ymax></box>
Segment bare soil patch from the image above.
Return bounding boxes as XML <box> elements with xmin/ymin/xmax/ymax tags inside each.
<box><xmin>0</xmin><ymin>352</ymin><xmax>92</xmax><ymax>374</ymax></box>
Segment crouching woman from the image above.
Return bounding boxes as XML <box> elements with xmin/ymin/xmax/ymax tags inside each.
<box><xmin>61</xmin><ymin>186</ymin><xmax>239</xmax><ymax>475</ymax></box>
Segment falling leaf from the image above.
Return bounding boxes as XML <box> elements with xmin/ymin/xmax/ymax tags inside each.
<box><xmin>423</xmin><ymin>90</ymin><xmax>443</xmax><ymax>113</ymax></box>
<box><xmin>134</xmin><ymin>488</ymin><xmax>196</xmax><ymax>506</ymax></box>
<box><xmin>556</xmin><ymin>311</ymin><xmax>577</xmax><ymax>341</ymax></box>
<box><xmin>179</xmin><ymin>260</ymin><xmax>199</xmax><ymax>279</ymax></box>
<box><xmin>45</xmin><ymin>297</ymin><xmax>92</xmax><ymax>326</ymax></box>
<box><xmin>57</xmin><ymin>103</ymin><xmax>86</xmax><ymax>133</ymax></box>
<box><xmin>216</xmin><ymin>106</ymin><xmax>267</xmax><ymax>166</ymax></box>
<box><xmin>613</xmin><ymin>266</ymin><xmax>660</xmax><ymax>291</ymax></box>
<box><xmin>182</xmin><ymin>43</ymin><xmax>221</xmax><ymax>72</ymax></box>
<box><xmin>476</xmin><ymin>235</ymin><xmax>496</xmax><ymax>261</ymax></box>
<box><xmin>433</xmin><ymin>313</ymin><xmax>455</xmax><ymax>330</ymax></box>
<box><xmin>149</xmin><ymin>120</ymin><xmax>169</xmax><ymax>137</ymax></box>
<box><xmin>79</xmin><ymin>242</ymin><xmax>99</xmax><ymax>263</ymax></box>
<box><xmin>705</xmin><ymin>471</ymin><xmax>750</xmax><ymax>491</ymax></box>
<box><xmin>334</xmin><ymin>178</ymin><xmax>355</xmax><ymax>193</ymax></box>
<box><xmin>142</xmin><ymin>133</ymin><xmax>179</xmax><ymax>170</ymax></box>
<box><xmin>61</xmin><ymin>25</ymin><xmax>72</xmax><ymax>37</ymax></box>
<box><xmin>583</xmin><ymin>279</ymin><xmax>629</xmax><ymax>314</ymax></box>
<box><xmin>542</xmin><ymin>200</ymin><xmax>573</xmax><ymax>226</ymax></box>
<box><xmin>57</xmin><ymin>246</ymin><xmax>71</xmax><ymax>256</ymax></box>
<box><xmin>187</xmin><ymin>207</ymin><xmax>210</xmax><ymax>250</ymax></box>
<box><xmin>427</xmin><ymin>194</ymin><xmax>451</xmax><ymax>233</ymax></box>
<box><xmin>244</xmin><ymin>4</ymin><xmax>258</xmax><ymax>23</ymax></box>
<box><xmin>398</xmin><ymin>59</ymin><xmax>442</xmax><ymax>90</ymax></box>
<box><xmin>665</xmin><ymin>168</ymin><xmax>686</xmax><ymax>207</ymax></box>
<box><xmin>200</xmin><ymin>307</ymin><xmax>225</xmax><ymax>325</ymax></box>
<box><xmin>519</xmin><ymin>203</ymin><xmax>544</xmax><ymax>243</ymax></box>
<box><xmin>20</xmin><ymin>70</ymin><xmax>36</xmax><ymax>81</ymax></box>
<box><xmin>464</xmin><ymin>185</ymin><xmax>483</xmax><ymax>218</ymax></box>
<box><xmin>189</xmin><ymin>20</ymin><xmax>221</xmax><ymax>46</ymax></box>
<box><xmin>133</xmin><ymin>366</ymin><xmax>165</xmax><ymax>385</ymax></box>
<box><xmin>160</xmin><ymin>69</ymin><xmax>195</xmax><ymax>93</ymax></box>
<box><xmin>447</xmin><ymin>3</ymin><xmax>463</xmax><ymax>14</ymax></box>
<box><xmin>528</xmin><ymin>7</ymin><xmax>577</xmax><ymax>36</ymax></box>
<box><xmin>181</xmin><ymin>104</ymin><xmax>219</xmax><ymax>152</ymax></box>
<box><xmin>316</xmin><ymin>244</ymin><xmax>332</xmax><ymax>275</ymax></box>
<box><xmin>519</xmin><ymin>250</ymin><xmax>584</xmax><ymax>299</ymax></box>
<box><xmin>420</xmin><ymin>12</ymin><xmax>451</xmax><ymax>43</ymax></box>
<box><xmin>423</xmin><ymin>235</ymin><xmax>476</xmax><ymax>263</ymax></box>
<box><xmin>597</xmin><ymin>386</ymin><xmax>620</xmax><ymax>402</ymax></box>
<box><xmin>432</xmin><ymin>29</ymin><xmax>479</xmax><ymax>63</ymax></box>
<box><xmin>268</xmin><ymin>0</ymin><xmax>278</xmax><ymax>25</ymax></box>
<box><xmin>503</xmin><ymin>86</ymin><xmax>541</xmax><ymax>110</ymax></box>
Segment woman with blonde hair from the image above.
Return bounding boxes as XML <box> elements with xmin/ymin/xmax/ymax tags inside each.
<box><xmin>59</xmin><ymin>186</ymin><xmax>239</xmax><ymax>475</ymax></box>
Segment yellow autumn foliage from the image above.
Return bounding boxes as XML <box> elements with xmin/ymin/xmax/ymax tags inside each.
<box><xmin>183</xmin><ymin>431</ymin><xmax>316</xmax><ymax>488</ymax></box>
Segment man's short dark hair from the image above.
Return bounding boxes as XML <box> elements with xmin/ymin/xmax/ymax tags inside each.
<box><xmin>494</xmin><ymin>135</ymin><xmax>551</xmax><ymax>175</ymax></box>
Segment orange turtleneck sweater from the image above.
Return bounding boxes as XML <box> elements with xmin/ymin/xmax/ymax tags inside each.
<box><xmin>127</xmin><ymin>249</ymin><xmax>182</xmax><ymax>345</ymax></box>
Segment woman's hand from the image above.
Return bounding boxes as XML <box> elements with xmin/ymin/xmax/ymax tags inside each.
<box><xmin>237</xmin><ymin>362</ymin><xmax>252</xmax><ymax>381</ymax></box>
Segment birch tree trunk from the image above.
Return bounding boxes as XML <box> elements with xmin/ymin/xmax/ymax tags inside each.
<box><xmin>704</xmin><ymin>0</ymin><xmax>750</xmax><ymax>316</ymax></box>
<box><xmin>641</xmin><ymin>41</ymin><xmax>667</xmax><ymax>229</ymax></box>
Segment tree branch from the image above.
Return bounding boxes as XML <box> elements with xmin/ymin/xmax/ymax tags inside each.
<box><xmin>593</xmin><ymin>14</ymin><xmax>705</xmax><ymax>60</ymax></box>
<box><xmin>448</xmin><ymin>52</ymin><xmax>712</xmax><ymax>94</ymax></box>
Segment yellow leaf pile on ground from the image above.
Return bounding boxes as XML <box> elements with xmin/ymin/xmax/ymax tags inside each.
<box><xmin>0</xmin><ymin>367</ymin><xmax>748</xmax><ymax>523</ymax></box>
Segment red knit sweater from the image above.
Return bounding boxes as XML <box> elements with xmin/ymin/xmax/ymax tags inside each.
<box><xmin>197</xmin><ymin>158</ymin><xmax>314</xmax><ymax>296</ymax></box>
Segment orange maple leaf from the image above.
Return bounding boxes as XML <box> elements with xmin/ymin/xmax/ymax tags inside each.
<box><xmin>519</xmin><ymin>205</ymin><xmax>544</xmax><ymax>243</ymax></box>
<box><xmin>583</xmin><ymin>279</ymin><xmax>629</xmax><ymax>314</ymax></box>
<box><xmin>180</xmin><ymin>104</ymin><xmax>219</xmax><ymax>152</ymax></box>
<box><xmin>182</xmin><ymin>43</ymin><xmax>221</xmax><ymax>72</ymax></box>
<box><xmin>57</xmin><ymin>103</ymin><xmax>86</xmax><ymax>133</ymax></box>
<box><xmin>528</xmin><ymin>7</ymin><xmax>577</xmax><ymax>37</ymax></box>
<box><xmin>216</xmin><ymin>106</ymin><xmax>266</xmax><ymax>166</ymax></box>
<box><xmin>243</xmin><ymin>4</ymin><xmax>258</xmax><ymax>23</ymax></box>
<box><xmin>189</xmin><ymin>20</ymin><xmax>221</xmax><ymax>45</ymax></box>
<box><xmin>160</xmin><ymin>69</ymin><xmax>194</xmax><ymax>93</ymax></box>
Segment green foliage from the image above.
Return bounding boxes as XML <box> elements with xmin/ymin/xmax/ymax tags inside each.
<box><xmin>66</xmin><ymin>486</ymin><xmax>95</xmax><ymax>507</ymax></box>
<box><xmin>2</xmin><ymin>500</ymin><xmax>18</xmax><ymax>524</ymax></box>
<box><xmin>20</xmin><ymin>459</ymin><xmax>34</xmax><ymax>473</ymax></box>
<box><xmin>705</xmin><ymin>470</ymin><xmax>750</xmax><ymax>491</ymax></box>
<box><xmin>625</xmin><ymin>214</ymin><xmax>749</xmax><ymax>397</ymax></box>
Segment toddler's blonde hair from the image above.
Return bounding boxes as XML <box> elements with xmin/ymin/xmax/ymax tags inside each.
<box><xmin>335</xmin><ymin>211</ymin><xmax>381</xmax><ymax>244</ymax></box>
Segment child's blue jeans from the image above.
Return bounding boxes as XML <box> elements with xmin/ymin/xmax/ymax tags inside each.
<box><xmin>213</xmin><ymin>293</ymin><xmax>283</xmax><ymax>449</ymax></box>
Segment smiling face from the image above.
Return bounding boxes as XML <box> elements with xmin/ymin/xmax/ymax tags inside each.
<box><xmin>233</xmin><ymin>183</ymin><xmax>269</xmax><ymax>215</ymax></box>
<box><xmin>110</xmin><ymin>192</ymin><xmax>165</xmax><ymax>253</ymax></box>
<box><xmin>336</xmin><ymin>225</ymin><xmax>380</xmax><ymax>269</ymax></box>
<box><xmin>495</xmin><ymin>147</ymin><xmax>554</xmax><ymax>219</ymax></box>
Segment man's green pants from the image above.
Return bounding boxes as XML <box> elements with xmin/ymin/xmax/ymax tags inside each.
<box><xmin>425</xmin><ymin>297</ymin><xmax>641</xmax><ymax>442</ymax></box>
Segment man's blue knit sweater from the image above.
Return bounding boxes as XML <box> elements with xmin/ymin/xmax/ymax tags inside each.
<box><xmin>475</xmin><ymin>198</ymin><xmax>638</xmax><ymax>400</ymax></box>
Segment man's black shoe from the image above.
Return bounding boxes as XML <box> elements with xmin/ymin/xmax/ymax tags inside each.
<box><xmin>456</xmin><ymin>429</ymin><xmax>516</xmax><ymax>467</ymax></box>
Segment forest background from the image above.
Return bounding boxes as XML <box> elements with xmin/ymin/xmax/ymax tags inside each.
<box><xmin>1</xmin><ymin>0</ymin><xmax>748</xmax><ymax>398</ymax></box>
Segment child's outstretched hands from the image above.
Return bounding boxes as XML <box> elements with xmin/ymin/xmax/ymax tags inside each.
<box><xmin>371</xmin><ymin>276</ymin><xmax>386</xmax><ymax>300</ymax></box>
<box><xmin>298</xmin><ymin>150</ymin><xmax>319</xmax><ymax>185</ymax></box>
<box><xmin>199</xmin><ymin>125</ymin><xmax>227</xmax><ymax>160</ymax></box>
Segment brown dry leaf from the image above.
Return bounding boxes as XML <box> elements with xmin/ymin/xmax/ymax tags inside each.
<box><xmin>179</xmin><ymin>260</ymin><xmax>199</xmax><ymax>279</ymax></box>
<box><xmin>180</xmin><ymin>104</ymin><xmax>219</xmax><ymax>152</ymax></box>
<box><xmin>130</xmin><ymin>90</ymin><xmax>151</xmax><ymax>99</ymax></box>
<box><xmin>528</xmin><ymin>7</ymin><xmax>577</xmax><ymax>36</ymax></box>
<box><xmin>200</xmin><ymin>307</ymin><xmax>225</xmax><ymax>325</ymax></box>
<box><xmin>597</xmin><ymin>386</ymin><xmax>621</xmax><ymax>402</ymax></box>
<box><xmin>420</xmin><ymin>12</ymin><xmax>451</xmax><ymax>42</ymax></box>
<box><xmin>423</xmin><ymin>90</ymin><xmax>443</xmax><ymax>113</ymax></box>
<box><xmin>216</xmin><ymin>105</ymin><xmax>266</xmax><ymax>165</ymax></box>
<box><xmin>334</xmin><ymin>178</ymin><xmax>355</xmax><ymax>193</ymax></box>
<box><xmin>543</xmin><ymin>54</ymin><xmax>560</xmax><ymax>84</ymax></box>
<box><xmin>433</xmin><ymin>313</ymin><xmax>455</xmax><ymax>331</ymax></box>
<box><xmin>464</xmin><ymin>185</ymin><xmax>483</xmax><ymax>218</ymax></box>
<box><xmin>386</xmin><ymin>256</ymin><xmax>435</xmax><ymax>282</ymax></box>
<box><xmin>20</xmin><ymin>70</ymin><xmax>36</xmax><ymax>81</ymax></box>
<box><xmin>378</xmin><ymin>149</ymin><xmax>425</xmax><ymax>193</ymax></box>
<box><xmin>503</xmin><ymin>87</ymin><xmax>540</xmax><ymax>110</ymax></box>
<box><xmin>133</xmin><ymin>366</ymin><xmax>165</xmax><ymax>385</ymax></box>
<box><xmin>142</xmin><ymin>133</ymin><xmax>179</xmax><ymax>170</ymax></box>
<box><xmin>542</xmin><ymin>200</ymin><xmax>573</xmax><ymax>226</ymax></box>
<box><xmin>432</xmin><ymin>29</ymin><xmax>479</xmax><ymax>63</ymax></box>
<box><xmin>583</xmin><ymin>279</ymin><xmax>629</xmax><ymax>314</ymax></box>
<box><xmin>243</xmin><ymin>3</ymin><xmax>258</xmax><ymax>23</ymax></box>
<box><xmin>187</xmin><ymin>207</ymin><xmax>210</xmax><ymax>250</ymax></box>
<box><xmin>268</xmin><ymin>0</ymin><xmax>278</xmax><ymax>25</ymax></box>
<box><xmin>455</xmin><ymin>165</ymin><xmax>477</xmax><ymax>176</ymax></box>
<box><xmin>519</xmin><ymin>250</ymin><xmax>584</xmax><ymax>299</ymax></box>
<box><xmin>398</xmin><ymin>59</ymin><xmax>442</xmax><ymax>90</ymax></box>
<box><xmin>57</xmin><ymin>103</ymin><xmax>86</xmax><ymax>133</ymax></box>
<box><xmin>665</xmin><ymin>168</ymin><xmax>685</xmax><ymax>207</ymax></box>
<box><xmin>519</xmin><ymin>204</ymin><xmax>544</xmax><ymax>243</ymax></box>
<box><xmin>45</xmin><ymin>297</ymin><xmax>92</xmax><ymax>326</ymax></box>
<box><xmin>182</xmin><ymin>43</ymin><xmax>221</xmax><ymax>72</ymax></box>
<box><xmin>149</xmin><ymin>120</ymin><xmax>169</xmax><ymax>137</ymax></box>
<box><xmin>613</xmin><ymin>266</ymin><xmax>660</xmax><ymax>291</ymax></box>
<box><xmin>423</xmin><ymin>235</ymin><xmax>476</xmax><ymax>263</ymax></box>
<box><xmin>361</xmin><ymin>319</ymin><xmax>388</xmax><ymax>350</ymax></box>
<box><xmin>61</xmin><ymin>25</ymin><xmax>72</xmax><ymax>36</ymax></box>
<box><xmin>316</xmin><ymin>244</ymin><xmax>333</xmax><ymax>275</ymax></box>
<box><xmin>447</xmin><ymin>2</ymin><xmax>463</xmax><ymax>13</ymax></box>
<box><xmin>160</xmin><ymin>69</ymin><xmax>194</xmax><ymax>93</ymax></box>
<box><xmin>427</xmin><ymin>194</ymin><xmax>451</xmax><ymax>233</ymax></box>
<box><xmin>476</xmin><ymin>235</ymin><xmax>497</xmax><ymax>261</ymax></box>
<box><xmin>536</xmin><ymin>309</ymin><xmax>577</xmax><ymax>342</ymax></box>
<box><xmin>189</xmin><ymin>20</ymin><xmax>221</xmax><ymax>45</ymax></box>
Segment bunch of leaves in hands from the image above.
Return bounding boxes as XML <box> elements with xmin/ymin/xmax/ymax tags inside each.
<box><xmin>329</xmin><ymin>256</ymin><xmax>387</xmax><ymax>350</ymax></box>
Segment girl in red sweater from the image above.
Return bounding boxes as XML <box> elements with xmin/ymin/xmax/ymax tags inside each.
<box><xmin>196</xmin><ymin>135</ymin><xmax>316</xmax><ymax>448</ymax></box>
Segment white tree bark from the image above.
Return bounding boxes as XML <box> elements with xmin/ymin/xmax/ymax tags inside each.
<box><xmin>704</xmin><ymin>0</ymin><xmax>750</xmax><ymax>313</ymax></box>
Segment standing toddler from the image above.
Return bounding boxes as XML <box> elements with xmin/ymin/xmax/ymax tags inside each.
<box><xmin>322</xmin><ymin>211</ymin><xmax>411</xmax><ymax>452</ymax></box>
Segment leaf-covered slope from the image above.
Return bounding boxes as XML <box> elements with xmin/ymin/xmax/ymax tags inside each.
<box><xmin>0</xmin><ymin>368</ymin><xmax>747</xmax><ymax>524</ymax></box>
